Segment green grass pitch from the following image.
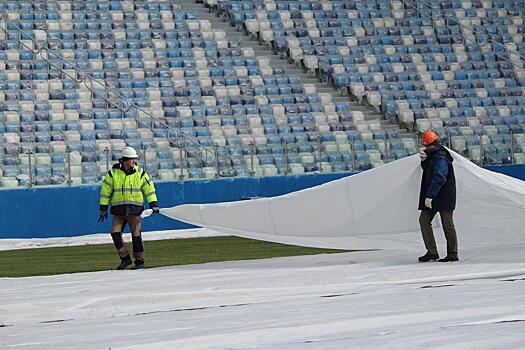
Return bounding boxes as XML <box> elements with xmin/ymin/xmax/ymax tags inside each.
<box><xmin>0</xmin><ymin>236</ymin><xmax>349</xmax><ymax>278</ymax></box>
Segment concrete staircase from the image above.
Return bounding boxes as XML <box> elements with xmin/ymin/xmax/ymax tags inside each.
<box><xmin>179</xmin><ymin>0</ymin><xmax>405</xmax><ymax>132</ymax></box>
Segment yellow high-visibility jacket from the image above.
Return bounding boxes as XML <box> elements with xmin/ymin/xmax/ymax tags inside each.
<box><xmin>99</xmin><ymin>165</ymin><xmax>158</xmax><ymax>214</ymax></box>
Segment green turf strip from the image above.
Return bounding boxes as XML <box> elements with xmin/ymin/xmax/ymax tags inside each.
<box><xmin>0</xmin><ymin>236</ymin><xmax>349</xmax><ymax>278</ymax></box>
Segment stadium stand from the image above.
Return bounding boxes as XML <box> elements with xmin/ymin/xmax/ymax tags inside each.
<box><xmin>1</xmin><ymin>0</ymin><xmax>524</xmax><ymax>188</ymax></box>
<box><xmin>215</xmin><ymin>0</ymin><xmax>525</xmax><ymax>159</ymax></box>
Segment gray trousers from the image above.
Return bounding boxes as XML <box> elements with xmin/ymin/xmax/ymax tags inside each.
<box><xmin>419</xmin><ymin>210</ymin><xmax>458</xmax><ymax>258</ymax></box>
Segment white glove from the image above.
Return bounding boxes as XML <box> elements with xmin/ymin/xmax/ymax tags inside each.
<box><xmin>424</xmin><ymin>198</ymin><xmax>433</xmax><ymax>209</ymax></box>
<box><xmin>140</xmin><ymin>209</ymin><xmax>153</xmax><ymax>218</ymax></box>
<box><xmin>419</xmin><ymin>150</ymin><xmax>427</xmax><ymax>161</ymax></box>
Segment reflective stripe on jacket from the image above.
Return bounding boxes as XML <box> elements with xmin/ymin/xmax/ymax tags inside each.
<box><xmin>99</xmin><ymin>165</ymin><xmax>158</xmax><ymax>210</ymax></box>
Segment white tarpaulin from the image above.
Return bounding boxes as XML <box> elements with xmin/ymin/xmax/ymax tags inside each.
<box><xmin>161</xmin><ymin>150</ymin><xmax>525</xmax><ymax>250</ymax></box>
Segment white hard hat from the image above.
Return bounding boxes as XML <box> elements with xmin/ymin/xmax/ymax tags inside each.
<box><xmin>120</xmin><ymin>146</ymin><xmax>139</xmax><ymax>159</ymax></box>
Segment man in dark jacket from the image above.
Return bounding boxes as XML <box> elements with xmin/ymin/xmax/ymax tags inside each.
<box><xmin>418</xmin><ymin>130</ymin><xmax>459</xmax><ymax>262</ymax></box>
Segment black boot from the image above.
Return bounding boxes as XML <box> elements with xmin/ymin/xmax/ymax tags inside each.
<box><xmin>131</xmin><ymin>259</ymin><xmax>145</xmax><ymax>270</ymax></box>
<box><xmin>439</xmin><ymin>256</ymin><xmax>459</xmax><ymax>262</ymax></box>
<box><xmin>418</xmin><ymin>252</ymin><xmax>439</xmax><ymax>262</ymax></box>
<box><xmin>117</xmin><ymin>255</ymin><xmax>132</xmax><ymax>270</ymax></box>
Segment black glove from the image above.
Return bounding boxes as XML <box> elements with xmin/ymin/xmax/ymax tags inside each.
<box><xmin>152</xmin><ymin>207</ymin><xmax>160</xmax><ymax>214</ymax></box>
<box><xmin>98</xmin><ymin>210</ymin><xmax>108</xmax><ymax>222</ymax></box>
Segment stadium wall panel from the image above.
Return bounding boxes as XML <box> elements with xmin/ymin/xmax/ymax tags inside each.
<box><xmin>1</xmin><ymin>165</ymin><xmax>524</xmax><ymax>238</ymax></box>
<box><xmin>0</xmin><ymin>173</ymin><xmax>348</xmax><ymax>238</ymax></box>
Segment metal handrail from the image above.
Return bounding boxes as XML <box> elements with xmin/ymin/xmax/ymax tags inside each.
<box><xmin>412</xmin><ymin>130</ymin><xmax>517</xmax><ymax>167</ymax></box>
<box><xmin>27</xmin><ymin>151</ymin><xmax>33</xmax><ymax>188</ymax></box>
<box><xmin>284</xmin><ymin>140</ymin><xmax>289</xmax><ymax>176</ymax></box>
<box><xmin>20</xmin><ymin>129</ymin><xmax>520</xmax><ymax>188</ymax></box>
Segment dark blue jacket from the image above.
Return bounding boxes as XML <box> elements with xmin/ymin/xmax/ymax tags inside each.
<box><xmin>419</xmin><ymin>146</ymin><xmax>456</xmax><ymax>211</ymax></box>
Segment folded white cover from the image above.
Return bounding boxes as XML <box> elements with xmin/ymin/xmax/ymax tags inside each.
<box><xmin>161</xmin><ymin>150</ymin><xmax>525</xmax><ymax>250</ymax></box>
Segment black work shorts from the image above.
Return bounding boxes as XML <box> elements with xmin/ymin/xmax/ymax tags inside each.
<box><xmin>110</xmin><ymin>204</ymin><xmax>144</xmax><ymax>217</ymax></box>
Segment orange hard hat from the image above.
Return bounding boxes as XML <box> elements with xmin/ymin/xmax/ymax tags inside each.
<box><xmin>422</xmin><ymin>130</ymin><xmax>439</xmax><ymax>146</ymax></box>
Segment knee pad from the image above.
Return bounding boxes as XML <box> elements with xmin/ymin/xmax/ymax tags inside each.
<box><xmin>111</xmin><ymin>232</ymin><xmax>124</xmax><ymax>250</ymax></box>
<box><xmin>132</xmin><ymin>235</ymin><xmax>144</xmax><ymax>253</ymax></box>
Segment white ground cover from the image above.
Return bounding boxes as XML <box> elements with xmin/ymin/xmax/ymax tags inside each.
<box><xmin>2</xmin><ymin>151</ymin><xmax>524</xmax><ymax>349</ymax></box>
<box><xmin>1</xmin><ymin>230</ymin><xmax>524</xmax><ymax>349</ymax></box>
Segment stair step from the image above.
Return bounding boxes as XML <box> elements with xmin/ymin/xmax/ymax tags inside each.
<box><xmin>241</xmin><ymin>41</ymin><xmax>263</xmax><ymax>46</ymax></box>
<box><xmin>176</xmin><ymin>1</ymin><xmax>393</xmax><ymax>127</ymax></box>
<box><xmin>271</xmin><ymin>60</ymin><xmax>290</xmax><ymax>65</ymax></box>
<box><xmin>287</xmin><ymin>69</ymin><xmax>306</xmax><ymax>74</ymax></box>
<box><xmin>253</xmin><ymin>50</ymin><xmax>273</xmax><ymax>54</ymax></box>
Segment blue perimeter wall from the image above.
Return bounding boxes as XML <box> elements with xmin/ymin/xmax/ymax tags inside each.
<box><xmin>1</xmin><ymin>164</ymin><xmax>524</xmax><ymax>238</ymax></box>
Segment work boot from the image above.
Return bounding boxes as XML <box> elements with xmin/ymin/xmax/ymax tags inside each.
<box><xmin>418</xmin><ymin>252</ymin><xmax>439</xmax><ymax>262</ymax></box>
<box><xmin>117</xmin><ymin>255</ymin><xmax>132</xmax><ymax>270</ymax></box>
<box><xmin>131</xmin><ymin>259</ymin><xmax>145</xmax><ymax>270</ymax></box>
<box><xmin>439</xmin><ymin>256</ymin><xmax>459</xmax><ymax>262</ymax></box>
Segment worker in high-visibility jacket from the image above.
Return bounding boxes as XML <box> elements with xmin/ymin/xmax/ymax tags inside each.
<box><xmin>99</xmin><ymin>146</ymin><xmax>159</xmax><ymax>270</ymax></box>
